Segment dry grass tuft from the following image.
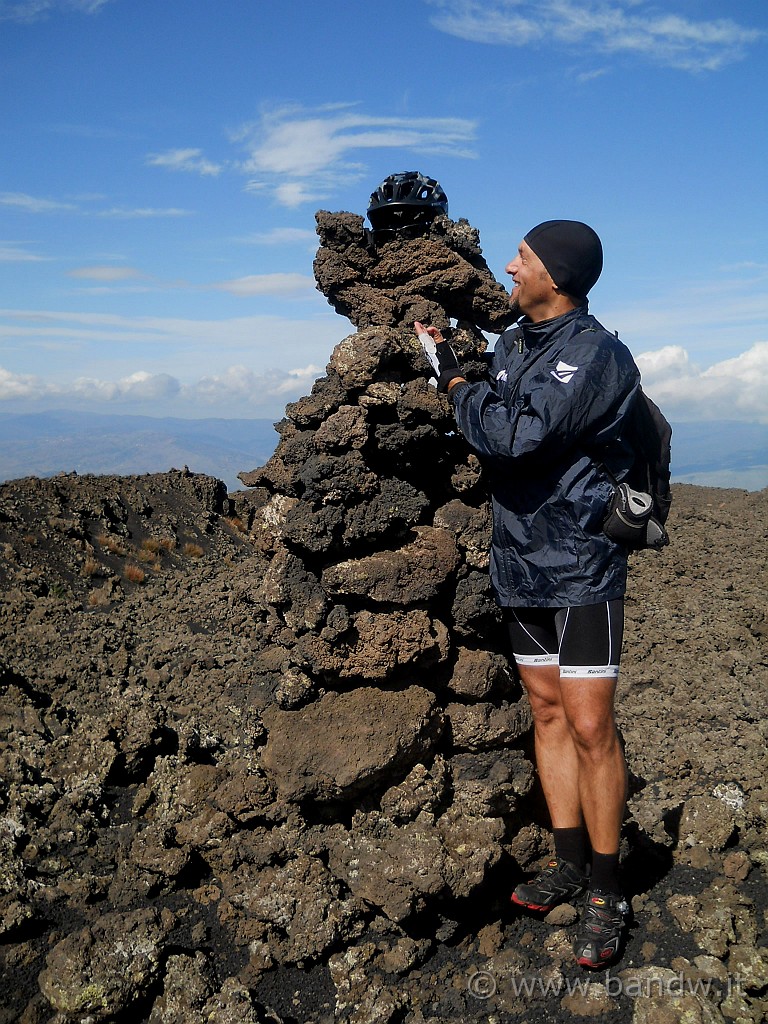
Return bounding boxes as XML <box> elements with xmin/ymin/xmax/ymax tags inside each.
<box><xmin>124</xmin><ymin>564</ymin><xmax>145</xmax><ymax>584</ymax></box>
<box><xmin>81</xmin><ymin>556</ymin><xmax>101</xmax><ymax>578</ymax></box>
<box><xmin>182</xmin><ymin>542</ymin><xmax>204</xmax><ymax>558</ymax></box>
<box><xmin>97</xmin><ymin>534</ymin><xmax>129</xmax><ymax>557</ymax></box>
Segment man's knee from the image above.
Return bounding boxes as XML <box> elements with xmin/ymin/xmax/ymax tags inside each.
<box><xmin>566</xmin><ymin>709</ymin><xmax>619</xmax><ymax>755</ymax></box>
<box><xmin>520</xmin><ymin>673</ymin><xmax>567</xmax><ymax>730</ymax></box>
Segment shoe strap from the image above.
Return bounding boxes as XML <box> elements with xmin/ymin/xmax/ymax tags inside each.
<box><xmin>587</xmin><ymin>891</ymin><xmax>629</xmax><ymax>915</ymax></box>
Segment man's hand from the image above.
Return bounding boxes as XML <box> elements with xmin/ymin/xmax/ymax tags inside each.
<box><xmin>414</xmin><ymin>321</ymin><xmax>466</xmax><ymax>393</ymax></box>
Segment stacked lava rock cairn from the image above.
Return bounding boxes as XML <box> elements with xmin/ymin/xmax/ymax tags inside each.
<box><xmin>237</xmin><ymin>209</ymin><xmax>537</xmax><ymax>930</ymax></box>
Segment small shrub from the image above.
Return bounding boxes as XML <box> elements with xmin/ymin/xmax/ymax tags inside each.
<box><xmin>81</xmin><ymin>556</ymin><xmax>101</xmax><ymax>577</ymax></box>
<box><xmin>224</xmin><ymin>516</ymin><xmax>246</xmax><ymax>534</ymax></box>
<box><xmin>140</xmin><ymin>538</ymin><xmax>163</xmax><ymax>555</ymax></box>
<box><xmin>158</xmin><ymin>536</ymin><xmax>176</xmax><ymax>552</ymax></box>
<box><xmin>125</xmin><ymin>564</ymin><xmax>145</xmax><ymax>584</ymax></box>
<box><xmin>97</xmin><ymin>534</ymin><xmax>129</xmax><ymax>557</ymax></box>
<box><xmin>182</xmin><ymin>543</ymin><xmax>204</xmax><ymax>558</ymax></box>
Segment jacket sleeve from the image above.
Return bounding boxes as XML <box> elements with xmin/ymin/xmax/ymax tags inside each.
<box><xmin>450</xmin><ymin>333</ymin><xmax>640</xmax><ymax>465</ymax></box>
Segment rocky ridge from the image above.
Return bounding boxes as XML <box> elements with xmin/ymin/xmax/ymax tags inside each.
<box><xmin>0</xmin><ymin>208</ymin><xmax>766</xmax><ymax>1023</ymax></box>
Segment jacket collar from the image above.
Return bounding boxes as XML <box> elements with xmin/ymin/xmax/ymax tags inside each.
<box><xmin>517</xmin><ymin>304</ymin><xmax>588</xmax><ymax>349</ymax></box>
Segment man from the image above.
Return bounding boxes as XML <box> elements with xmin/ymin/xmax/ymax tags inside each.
<box><xmin>415</xmin><ymin>220</ymin><xmax>640</xmax><ymax>968</ymax></box>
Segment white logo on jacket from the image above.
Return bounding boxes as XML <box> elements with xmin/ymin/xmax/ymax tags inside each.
<box><xmin>550</xmin><ymin>360</ymin><xmax>579</xmax><ymax>383</ymax></box>
<box><xmin>496</xmin><ymin>369</ymin><xmax>508</xmax><ymax>382</ymax></box>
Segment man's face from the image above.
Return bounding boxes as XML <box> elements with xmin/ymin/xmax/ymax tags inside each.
<box><xmin>505</xmin><ymin>240</ymin><xmax>555</xmax><ymax>318</ymax></box>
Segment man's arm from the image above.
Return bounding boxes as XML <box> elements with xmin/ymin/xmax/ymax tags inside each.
<box><xmin>413</xmin><ymin>321</ymin><xmax>467</xmax><ymax>393</ymax></box>
<box><xmin>450</xmin><ymin>334</ymin><xmax>640</xmax><ymax>464</ymax></box>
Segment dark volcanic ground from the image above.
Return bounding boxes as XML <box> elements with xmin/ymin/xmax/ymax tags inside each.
<box><xmin>0</xmin><ymin>471</ymin><xmax>766</xmax><ymax>1024</ymax></box>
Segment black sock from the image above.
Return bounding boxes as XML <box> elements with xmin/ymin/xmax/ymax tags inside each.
<box><xmin>553</xmin><ymin>827</ymin><xmax>589</xmax><ymax>873</ymax></box>
<box><xmin>590</xmin><ymin>851</ymin><xmax>621</xmax><ymax>895</ymax></box>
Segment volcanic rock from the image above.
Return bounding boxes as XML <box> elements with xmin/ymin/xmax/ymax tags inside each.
<box><xmin>261</xmin><ymin>686</ymin><xmax>443</xmax><ymax>802</ymax></box>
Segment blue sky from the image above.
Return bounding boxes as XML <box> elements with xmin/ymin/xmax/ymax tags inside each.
<box><xmin>1</xmin><ymin>0</ymin><xmax>767</xmax><ymax>426</ymax></box>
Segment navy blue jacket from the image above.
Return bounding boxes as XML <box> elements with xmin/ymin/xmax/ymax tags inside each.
<box><xmin>450</xmin><ymin>305</ymin><xmax>641</xmax><ymax>608</ymax></box>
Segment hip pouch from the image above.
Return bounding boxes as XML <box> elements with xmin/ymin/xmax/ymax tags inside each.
<box><xmin>603</xmin><ymin>482</ymin><xmax>668</xmax><ymax>550</ymax></box>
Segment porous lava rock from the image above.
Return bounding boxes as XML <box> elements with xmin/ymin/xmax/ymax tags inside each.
<box><xmin>261</xmin><ymin>686</ymin><xmax>443</xmax><ymax>803</ymax></box>
<box><xmin>313</xmin><ymin>209</ymin><xmax>513</xmax><ymax>333</ymax></box>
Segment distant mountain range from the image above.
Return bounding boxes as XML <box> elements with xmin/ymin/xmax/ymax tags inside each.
<box><xmin>0</xmin><ymin>412</ymin><xmax>280</xmax><ymax>493</ymax></box>
<box><xmin>669</xmin><ymin>420</ymin><xmax>768</xmax><ymax>491</ymax></box>
<box><xmin>0</xmin><ymin>411</ymin><xmax>766</xmax><ymax>493</ymax></box>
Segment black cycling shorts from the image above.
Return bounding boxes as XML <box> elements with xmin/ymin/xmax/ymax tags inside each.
<box><xmin>505</xmin><ymin>599</ymin><xmax>624</xmax><ymax>679</ymax></box>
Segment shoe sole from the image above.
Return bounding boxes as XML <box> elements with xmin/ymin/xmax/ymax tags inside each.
<box><xmin>576</xmin><ymin>951</ymin><xmax>617</xmax><ymax>969</ymax></box>
<box><xmin>510</xmin><ymin>892</ymin><xmax>551</xmax><ymax>912</ymax></box>
<box><xmin>510</xmin><ymin>891</ymin><xmax>586</xmax><ymax>912</ymax></box>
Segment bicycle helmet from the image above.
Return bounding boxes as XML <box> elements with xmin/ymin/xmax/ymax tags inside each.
<box><xmin>367</xmin><ymin>171</ymin><xmax>448</xmax><ymax>233</ymax></box>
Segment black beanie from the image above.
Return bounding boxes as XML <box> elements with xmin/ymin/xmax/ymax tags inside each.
<box><xmin>524</xmin><ymin>220</ymin><xmax>603</xmax><ymax>299</ymax></box>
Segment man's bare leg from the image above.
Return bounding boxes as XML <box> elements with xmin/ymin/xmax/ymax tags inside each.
<box><xmin>517</xmin><ymin>663</ymin><xmax>583</xmax><ymax>828</ymax></box>
<box><xmin>559</xmin><ymin>676</ymin><xmax>627</xmax><ymax>855</ymax></box>
<box><xmin>516</xmin><ymin>667</ymin><xmax>627</xmax><ymax>854</ymax></box>
<box><xmin>511</xmin><ymin>663</ymin><xmax>590</xmax><ymax>911</ymax></box>
<box><xmin>514</xmin><ymin>665</ymin><xmax>630</xmax><ymax>962</ymax></box>
<box><xmin>559</xmin><ymin>677</ymin><xmax>630</xmax><ymax>967</ymax></box>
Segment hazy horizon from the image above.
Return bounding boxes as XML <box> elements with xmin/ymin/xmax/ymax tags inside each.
<box><xmin>1</xmin><ymin>410</ymin><xmax>765</xmax><ymax>494</ymax></box>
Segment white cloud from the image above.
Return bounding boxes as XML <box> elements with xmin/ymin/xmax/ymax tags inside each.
<box><xmin>146</xmin><ymin>148</ymin><xmax>224</xmax><ymax>177</ymax></box>
<box><xmin>190</xmin><ymin>364</ymin><xmax>324</xmax><ymax>405</ymax></box>
<box><xmin>66</xmin><ymin>266</ymin><xmax>317</xmax><ymax>296</ymax></box>
<box><xmin>0</xmin><ymin>193</ymin><xmax>193</xmax><ymax>220</ymax></box>
<box><xmin>576</xmin><ymin>68</ymin><xmax>609</xmax><ymax>84</ymax></box>
<box><xmin>213</xmin><ymin>273</ymin><xmax>316</xmax><ymax>298</ymax></box>
<box><xmin>234</xmin><ymin>104</ymin><xmax>477</xmax><ymax>207</ymax></box>
<box><xmin>71</xmin><ymin>370</ymin><xmax>181</xmax><ymax>403</ymax></box>
<box><xmin>633</xmin><ymin>344</ymin><xmax>691</xmax><ymax>383</ymax></box>
<box><xmin>0</xmin><ymin>361</ymin><xmax>326</xmax><ymax>415</ymax></box>
<box><xmin>62</xmin><ymin>269</ymin><xmax>317</xmax><ymax>298</ymax></box>
<box><xmin>637</xmin><ymin>342</ymin><xmax>768</xmax><ymax>424</ymax></box>
<box><xmin>0</xmin><ymin>191</ymin><xmax>75</xmax><ymax>213</ymax></box>
<box><xmin>0</xmin><ymin>242</ymin><xmax>48</xmax><ymax>262</ymax></box>
<box><xmin>270</xmin><ymin>181</ymin><xmax>323</xmax><ymax>208</ymax></box>
<box><xmin>0</xmin><ymin>308</ymin><xmax>346</xmax><ymax>397</ymax></box>
<box><xmin>3</xmin><ymin>295</ymin><xmax>765</xmax><ymax>424</ymax></box>
<box><xmin>599</xmin><ymin>260</ymin><xmax>768</xmax><ymax>368</ymax></box>
<box><xmin>243</xmin><ymin>228</ymin><xmax>318</xmax><ymax>246</ymax></box>
<box><xmin>0</xmin><ymin>366</ymin><xmax>45</xmax><ymax>399</ymax></box>
<box><xmin>0</xmin><ymin>0</ymin><xmax>113</xmax><ymax>21</ymax></box>
<box><xmin>67</xmin><ymin>265</ymin><xmax>144</xmax><ymax>281</ymax></box>
<box><xmin>97</xmin><ymin>207</ymin><xmax>194</xmax><ymax>219</ymax></box>
<box><xmin>427</xmin><ymin>0</ymin><xmax>764</xmax><ymax>72</ymax></box>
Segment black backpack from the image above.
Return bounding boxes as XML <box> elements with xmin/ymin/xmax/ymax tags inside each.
<box><xmin>602</xmin><ymin>388</ymin><xmax>673</xmax><ymax>550</ymax></box>
<box><xmin>625</xmin><ymin>388</ymin><xmax>673</xmax><ymax>526</ymax></box>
